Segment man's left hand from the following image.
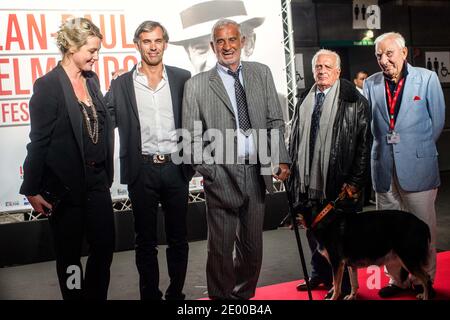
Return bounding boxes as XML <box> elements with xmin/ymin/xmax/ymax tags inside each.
<box><xmin>273</xmin><ymin>163</ymin><xmax>290</xmax><ymax>181</ymax></box>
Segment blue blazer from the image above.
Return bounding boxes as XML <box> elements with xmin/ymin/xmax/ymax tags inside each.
<box><xmin>364</xmin><ymin>64</ymin><xmax>445</xmax><ymax>192</ymax></box>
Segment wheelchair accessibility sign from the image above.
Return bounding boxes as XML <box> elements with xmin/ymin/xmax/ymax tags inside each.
<box><xmin>353</xmin><ymin>0</ymin><xmax>381</xmax><ymax>29</ymax></box>
<box><xmin>426</xmin><ymin>52</ymin><xmax>450</xmax><ymax>83</ymax></box>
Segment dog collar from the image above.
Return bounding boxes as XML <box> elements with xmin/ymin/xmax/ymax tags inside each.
<box><xmin>310</xmin><ymin>188</ymin><xmax>353</xmax><ymax>229</ymax></box>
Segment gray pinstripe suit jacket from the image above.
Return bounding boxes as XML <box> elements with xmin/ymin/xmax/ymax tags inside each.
<box><xmin>182</xmin><ymin>61</ymin><xmax>290</xmax><ymax>209</ymax></box>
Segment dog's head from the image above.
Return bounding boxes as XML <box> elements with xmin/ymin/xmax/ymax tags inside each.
<box><xmin>334</xmin><ymin>193</ymin><xmax>360</xmax><ymax>213</ymax></box>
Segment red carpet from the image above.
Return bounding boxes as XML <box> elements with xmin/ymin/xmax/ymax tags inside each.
<box><xmin>251</xmin><ymin>251</ymin><xmax>450</xmax><ymax>300</ymax></box>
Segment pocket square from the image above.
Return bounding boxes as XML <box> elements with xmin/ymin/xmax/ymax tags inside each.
<box><xmin>414</xmin><ymin>96</ymin><xmax>421</xmax><ymax>101</ymax></box>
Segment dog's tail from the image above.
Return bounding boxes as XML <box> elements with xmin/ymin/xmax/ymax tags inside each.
<box><xmin>399</xmin><ymin>218</ymin><xmax>431</xmax><ymax>280</ymax></box>
<box><xmin>415</xmin><ymin>221</ymin><xmax>432</xmax><ymax>270</ymax></box>
<box><xmin>421</xmin><ymin>223</ymin><xmax>432</xmax><ymax>266</ymax></box>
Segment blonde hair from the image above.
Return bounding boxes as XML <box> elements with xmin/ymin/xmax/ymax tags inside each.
<box><xmin>56</xmin><ymin>17</ymin><xmax>103</xmax><ymax>54</ymax></box>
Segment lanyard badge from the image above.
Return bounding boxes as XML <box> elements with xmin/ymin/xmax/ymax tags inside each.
<box><xmin>387</xmin><ymin>131</ymin><xmax>400</xmax><ymax>144</ymax></box>
<box><xmin>385</xmin><ymin>78</ymin><xmax>404</xmax><ymax>144</ymax></box>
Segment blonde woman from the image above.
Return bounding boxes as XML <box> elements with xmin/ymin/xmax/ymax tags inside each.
<box><xmin>20</xmin><ymin>18</ymin><xmax>115</xmax><ymax>300</ymax></box>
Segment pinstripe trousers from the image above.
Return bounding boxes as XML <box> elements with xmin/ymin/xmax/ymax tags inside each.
<box><xmin>205</xmin><ymin>164</ymin><xmax>266</xmax><ymax>300</ymax></box>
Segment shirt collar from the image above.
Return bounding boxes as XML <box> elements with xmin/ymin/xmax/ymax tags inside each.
<box><xmin>216</xmin><ymin>62</ymin><xmax>243</xmax><ymax>76</ymax></box>
<box><xmin>135</xmin><ymin>61</ymin><xmax>168</xmax><ymax>80</ymax></box>
<box><xmin>316</xmin><ymin>86</ymin><xmax>332</xmax><ymax>96</ymax></box>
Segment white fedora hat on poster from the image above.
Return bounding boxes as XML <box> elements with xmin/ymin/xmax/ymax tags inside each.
<box><xmin>171</xmin><ymin>0</ymin><xmax>265</xmax><ymax>46</ymax></box>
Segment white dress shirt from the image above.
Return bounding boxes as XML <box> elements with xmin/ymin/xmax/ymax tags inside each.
<box><xmin>133</xmin><ymin>62</ymin><xmax>177</xmax><ymax>155</ymax></box>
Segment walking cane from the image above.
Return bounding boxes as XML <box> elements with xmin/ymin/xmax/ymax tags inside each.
<box><xmin>283</xmin><ymin>177</ymin><xmax>313</xmax><ymax>300</ymax></box>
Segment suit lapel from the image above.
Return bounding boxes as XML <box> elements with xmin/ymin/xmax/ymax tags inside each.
<box><xmin>374</xmin><ymin>76</ymin><xmax>390</xmax><ymax>124</ymax></box>
<box><xmin>209</xmin><ymin>67</ymin><xmax>235</xmax><ymax>117</ymax></box>
<box><xmin>241</xmin><ymin>62</ymin><xmax>259</xmax><ymax>129</ymax></box>
<box><xmin>56</xmin><ymin>65</ymin><xmax>85</xmax><ymax>164</ymax></box>
<box><xmin>395</xmin><ymin>64</ymin><xmax>419</xmax><ymax>130</ymax></box>
<box><xmin>166</xmin><ymin>65</ymin><xmax>181</xmax><ymax>129</ymax></box>
<box><xmin>124</xmin><ymin>66</ymin><xmax>140</xmax><ymax>124</ymax></box>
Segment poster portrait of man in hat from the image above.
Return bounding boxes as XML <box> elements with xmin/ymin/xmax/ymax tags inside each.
<box><xmin>171</xmin><ymin>0</ymin><xmax>265</xmax><ymax>75</ymax></box>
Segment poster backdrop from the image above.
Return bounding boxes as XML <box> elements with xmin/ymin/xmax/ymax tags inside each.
<box><xmin>0</xmin><ymin>0</ymin><xmax>287</xmax><ymax>212</ymax></box>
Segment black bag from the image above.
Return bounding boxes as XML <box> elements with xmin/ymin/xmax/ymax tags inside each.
<box><xmin>40</xmin><ymin>184</ymin><xmax>70</xmax><ymax>215</ymax></box>
<box><xmin>39</xmin><ymin>172</ymin><xmax>70</xmax><ymax>215</ymax></box>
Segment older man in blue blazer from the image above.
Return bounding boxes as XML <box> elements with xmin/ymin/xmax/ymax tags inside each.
<box><xmin>364</xmin><ymin>32</ymin><xmax>445</xmax><ymax>298</ymax></box>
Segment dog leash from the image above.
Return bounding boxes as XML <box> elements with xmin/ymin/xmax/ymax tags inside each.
<box><xmin>310</xmin><ymin>188</ymin><xmax>354</xmax><ymax>229</ymax></box>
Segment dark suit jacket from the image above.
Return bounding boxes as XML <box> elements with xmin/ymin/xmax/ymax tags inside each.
<box><xmin>20</xmin><ymin>64</ymin><xmax>114</xmax><ymax>203</ymax></box>
<box><xmin>106</xmin><ymin>64</ymin><xmax>193</xmax><ymax>185</ymax></box>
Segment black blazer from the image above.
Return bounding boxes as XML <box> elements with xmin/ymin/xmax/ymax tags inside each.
<box><xmin>106</xmin><ymin>64</ymin><xmax>193</xmax><ymax>185</ymax></box>
<box><xmin>20</xmin><ymin>64</ymin><xmax>114</xmax><ymax>204</ymax></box>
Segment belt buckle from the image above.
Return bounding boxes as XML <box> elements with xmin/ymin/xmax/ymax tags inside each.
<box><xmin>153</xmin><ymin>154</ymin><xmax>165</xmax><ymax>164</ymax></box>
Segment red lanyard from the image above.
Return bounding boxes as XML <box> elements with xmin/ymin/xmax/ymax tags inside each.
<box><xmin>385</xmin><ymin>78</ymin><xmax>405</xmax><ymax>131</ymax></box>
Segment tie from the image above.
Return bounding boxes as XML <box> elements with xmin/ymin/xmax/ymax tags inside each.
<box><xmin>227</xmin><ymin>68</ymin><xmax>252</xmax><ymax>132</ymax></box>
<box><xmin>309</xmin><ymin>92</ymin><xmax>325</xmax><ymax>168</ymax></box>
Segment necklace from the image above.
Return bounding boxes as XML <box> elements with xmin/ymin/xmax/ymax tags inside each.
<box><xmin>79</xmin><ymin>80</ymin><xmax>98</xmax><ymax>144</ymax></box>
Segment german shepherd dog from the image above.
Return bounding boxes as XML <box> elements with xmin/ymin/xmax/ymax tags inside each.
<box><xmin>299</xmin><ymin>191</ymin><xmax>432</xmax><ymax>300</ymax></box>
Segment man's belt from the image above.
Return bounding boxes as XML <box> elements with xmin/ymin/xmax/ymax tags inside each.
<box><xmin>142</xmin><ymin>154</ymin><xmax>172</xmax><ymax>164</ymax></box>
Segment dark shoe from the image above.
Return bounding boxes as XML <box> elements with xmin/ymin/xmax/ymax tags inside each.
<box><xmin>378</xmin><ymin>285</ymin><xmax>408</xmax><ymax>298</ymax></box>
<box><xmin>297</xmin><ymin>277</ymin><xmax>331</xmax><ymax>291</ymax></box>
<box><xmin>413</xmin><ymin>284</ymin><xmax>436</xmax><ymax>299</ymax></box>
<box><xmin>165</xmin><ymin>293</ymin><xmax>186</xmax><ymax>300</ymax></box>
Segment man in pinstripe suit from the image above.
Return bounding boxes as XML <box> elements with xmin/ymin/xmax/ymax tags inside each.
<box><xmin>182</xmin><ymin>19</ymin><xmax>290</xmax><ymax>300</ymax></box>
